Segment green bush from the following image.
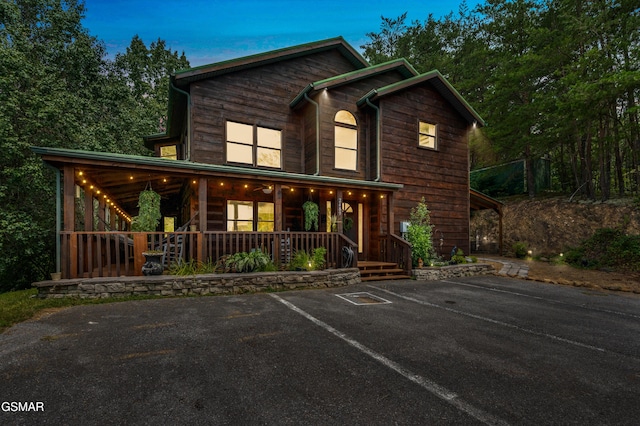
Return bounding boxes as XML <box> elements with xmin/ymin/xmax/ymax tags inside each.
<box><xmin>222</xmin><ymin>250</ymin><xmax>274</xmax><ymax>273</ymax></box>
<box><xmin>451</xmin><ymin>249</ymin><xmax>467</xmax><ymax>264</ymax></box>
<box><xmin>287</xmin><ymin>247</ymin><xmax>326</xmax><ymax>271</ymax></box>
<box><xmin>167</xmin><ymin>258</ymin><xmax>216</xmax><ymax>275</ymax></box>
<box><xmin>513</xmin><ymin>242</ymin><xmax>528</xmax><ymax>259</ymax></box>
<box><xmin>406</xmin><ymin>197</ymin><xmax>435</xmax><ymax>267</ymax></box>
<box><xmin>565</xmin><ymin>228</ymin><xmax>640</xmax><ymax>272</ymax></box>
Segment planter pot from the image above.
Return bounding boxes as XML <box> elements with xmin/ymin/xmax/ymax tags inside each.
<box><xmin>141</xmin><ymin>252</ymin><xmax>163</xmax><ymax>276</ymax></box>
<box><xmin>50</xmin><ymin>272</ymin><xmax>61</xmax><ymax>281</ymax></box>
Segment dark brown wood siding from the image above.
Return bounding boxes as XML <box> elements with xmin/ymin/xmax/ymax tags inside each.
<box><xmin>379</xmin><ymin>83</ymin><xmax>471</xmax><ymax>254</ymax></box>
<box><xmin>189</xmin><ymin>50</ymin><xmax>359</xmax><ymax>172</ymax></box>
<box><xmin>315</xmin><ymin>71</ymin><xmax>406</xmax><ymax>180</ymax></box>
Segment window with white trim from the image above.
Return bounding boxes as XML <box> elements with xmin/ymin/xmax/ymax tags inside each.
<box><xmin>334</xmin><ymin>111</ymin><xmax>357</xmax><ymax>171</ymax></box>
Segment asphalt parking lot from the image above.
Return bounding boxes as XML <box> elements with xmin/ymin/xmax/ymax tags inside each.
<box><xmin>2</xmin><ymin>275</ymin><xmax>639</xmax><ymax>425</ymax></box>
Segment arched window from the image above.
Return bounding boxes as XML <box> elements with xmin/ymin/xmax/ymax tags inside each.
<box><xmin>334</xmin><ymin>110</ymin><xmax>357</xmax><ymax>171</ymax></box>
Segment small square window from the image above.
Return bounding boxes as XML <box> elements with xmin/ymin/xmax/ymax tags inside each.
<box><xmin>419</xmin><ymin>121</ymin><xmax>437</xmax><ymax>149</ymax></box>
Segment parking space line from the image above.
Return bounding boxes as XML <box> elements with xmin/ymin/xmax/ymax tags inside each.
<box><xmin>270</xmin><ymin>294</ymin><xmax>509</xmax><ymax>426</ymax></box>
<box><xmin>369</xmin><ymin>285</ymin><xmax>608</xmax><ymax>354</ymax></box>
<box><xmin>441</xmin><ymin>280</ymin><xmax>640</xmax><ymax>320</ymax></box>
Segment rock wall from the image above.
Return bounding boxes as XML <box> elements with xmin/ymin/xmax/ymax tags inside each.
<box><xmin>413</xmin><ymin>263</ymin><xmax>495</xmax><ymax>280</ymax></box>
<box><xmin>33</xmin><ymin>268</ymin><xmax>361</xmax><ymax>299</ymax></box>
<box><xmin>471</xmin><ymin>197</ymin><xmax>640</xmax><ymax>257</ymax></box>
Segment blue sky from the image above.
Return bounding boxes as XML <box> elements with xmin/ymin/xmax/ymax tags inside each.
<box><xmin>82</xmin><ymin>0</ymin><xmax>482</xmax><ymax>67</ymax></box>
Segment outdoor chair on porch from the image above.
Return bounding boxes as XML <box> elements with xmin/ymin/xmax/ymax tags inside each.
<box><xmin>160</xmin><ymin>212</ymin><xmax>198</xmax><ymax>268</ymax></box>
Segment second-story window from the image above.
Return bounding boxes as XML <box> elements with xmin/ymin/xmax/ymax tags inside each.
<box><xmin>334</xmin><ymin>110</ymin><xmax>357</xmax><ymax>171</ymax></box>
<box><xmin>226</xmin><ymin>121</ymin><xmax>281</xmax><ymax>168</ymax></box>
<box><xmin>418</xmin><ymin>121</ymin><xmax>437</xmax><ymax>150</ymax></box>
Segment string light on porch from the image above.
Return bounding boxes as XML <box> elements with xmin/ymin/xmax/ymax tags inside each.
<box><xmin>75</xmin><ymin>171</ymin><xmax>132</xmax><ymax>223</ymax></box>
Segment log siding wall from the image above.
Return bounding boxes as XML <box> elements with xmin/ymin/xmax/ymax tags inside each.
<box><xmin>379</xmin><ymin>83</ymin><xmax>471</xmax><ymax>254</ymax></box>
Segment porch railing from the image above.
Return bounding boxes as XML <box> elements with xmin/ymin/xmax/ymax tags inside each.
<box><xmin>378</xmin><ymin>234</ymin><xmax>412</xmax><ymax>275</ymax></box>
<box><xmin>59</xmin><ymin>231</ymin><xmax>357</xmax><ymax>279</ymax></box>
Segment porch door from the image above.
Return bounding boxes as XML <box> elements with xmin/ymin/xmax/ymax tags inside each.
<box><xmin>342</xmin><ymin>200</ymin><xmax>366</xmax><ymax>261</ymax></box>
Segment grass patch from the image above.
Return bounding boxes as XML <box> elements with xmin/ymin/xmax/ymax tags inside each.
<box><xmin>0</xmin><ymin>288</ymin><xmax>157</xmax><ymax>334</ymax></box>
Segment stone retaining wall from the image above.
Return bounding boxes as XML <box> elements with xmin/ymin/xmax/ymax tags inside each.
<box><xmin>413</xmin><ymin>263</ymin><xmax>495</xmax><ymax>281</ymax></box>
<box><xmin>33</xmin><ymin>268</ymin><xmax>361</xmax><ymax>299</ymax></box>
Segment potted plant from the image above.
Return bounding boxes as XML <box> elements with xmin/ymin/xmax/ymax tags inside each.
<box><xmin>302</xmin><ymin>200</ymin><xmax>319</xmax><ymax>231</ymax></box>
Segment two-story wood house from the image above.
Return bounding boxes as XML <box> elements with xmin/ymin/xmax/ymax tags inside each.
<box><xmin>33</xmin><ymin>37</ymin><xmax>484</xmax><ymax>279</ymax></box>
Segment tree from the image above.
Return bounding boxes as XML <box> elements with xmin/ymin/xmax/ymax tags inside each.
<box><xmin>406</xmin><ymin>198</ymin><xmax>435</xmax><ymax>266</ymax></box>
<box><xmin>0</xmin><ymin>0</ymin><xmax>190</xmax><ymax>292</ymax></box>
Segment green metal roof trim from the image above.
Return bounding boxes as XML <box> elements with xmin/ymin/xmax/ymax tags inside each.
<box><xmin>289</xmin><ymin>59</ymin><xmax>419</xmax><ymax>108</ymax></box>
<box><xmin>173</xmin><ymin>37</ymin><xmax>369</xmax><ymax>87</ymax></box>
<box><xmin>31</xmin><ymin>146</ymin><xmax>403</xmax><ymax>191</ymax></box>
<box><xmin>357</xmin><ymin>70</ymin><xmax>485</xmax><ymax>126</ymax></box>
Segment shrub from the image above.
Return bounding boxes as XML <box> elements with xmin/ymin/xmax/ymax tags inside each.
<box><xmin>167</xmin><ymin>258</ymin><xmax>216</xmax><ymax>275</ymax></box>
<box><xmin>513</xmin><ymin>242</ymin><xmax>528</xmax><ymax>259</ymax></box>
<box><xmin>565</xmin><ymin>228</ymin><xmax>640</xmax><ymax>272</ymax></box>
<box><xmin>287</xmin><ymin>247</ymin><xmax>326</xmax><ymax>271</ymax></box>
<box><xmin>406</xmin><ymin>197</ymin><xmax>435</xmax><ymax>267</ymax></box>
<box><xmin>222</xmin><ymin>250</ymin><xmax>274</xmax><ymax>273</ymax></box>
<box><xmin>451</xmin><ymin>249</ymin><xmax>467</xmax><ymax>264</ymax></box>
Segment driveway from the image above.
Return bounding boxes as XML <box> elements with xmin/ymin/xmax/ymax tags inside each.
<box><xmin>2</xmin><ymin>275</ymin><xmax>639</xmax><ymax>425</ymax></box>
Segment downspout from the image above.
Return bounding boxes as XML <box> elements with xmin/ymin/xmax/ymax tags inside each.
<box><xmin>44</xmin><ymin>163</ymin><xmax>61</xmax><ymax>274</ymax></box>
<box><xmin>304</xmin><ymin>92</ymin><xmax>320</xmax><ymax>175</ymax></box>
<box><xmin>170</xmin><ymin>81</ymin><xmax>192</xmax><ymax>161</ymax></box>
<box><xmin>365</xmin><ymin>97</ymin><xmax>381</xmax><ymax>182</ymax></box>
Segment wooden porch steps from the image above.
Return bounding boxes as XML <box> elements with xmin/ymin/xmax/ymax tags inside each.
<box><xmin>358</xmin><ymin>261</ymin><xmax>412</xmax><ymax>282</ymax></box>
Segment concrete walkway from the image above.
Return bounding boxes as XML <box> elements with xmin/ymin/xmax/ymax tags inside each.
<box><xmin>478</xmin><ymin>257</ymin><xmax>529</xmax><ymax>279</ymax></box>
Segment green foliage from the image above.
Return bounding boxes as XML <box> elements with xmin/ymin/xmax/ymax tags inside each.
<box><xmin>513</xmin><ymin>242</ymin><xmax>528</xmax><ymax>259</ymax></box>
<box><xmin>565</xmin><ymin>228</ymin><xmax>640</xmax><ymax>272</ymax></box>
<box><xmin>406</xmin><ymin>198</ymin><xmax>435</xmax><ymax>267</ymax></box>
<box><xmin>451</xmin><ymin>249</ymin><xmax>468</xmax><ymax>265</ymax></box>
<box><xmin>287</xmin><ymin>247</ymin><xmax>326</xmax><ymax>271</ymax></box>
<box><xmin>167</xmin><ymin>258</ymin><xmax>216</xmax><ymax>276</ymax></box>
<box><xmin>0</xmin><ymin>0</ymin><xmax>189</xmax><ymax>292</ymax></box>
<box><xmin>130</xmin><ymin>189</ymin><xmax>161</xmax><ymax>232</ymax></box>
<box><xmin>222</xmin><ymin>250</ymin><xmax>274</xmax><ymax>273</ymax></box>
<box><xmin>362</xmin><ymin>1</ymin><xmax>640</xmax><ymax>199</ymax></box>
<box><xmin>311</xmin><ymin>247</ymin><xmax>327</xmax><ymax>270</ymax></box>
<box><xmin>302</xmin><ymin>201</ymin><xmax>319</xmax><ymax>231</ymax></box>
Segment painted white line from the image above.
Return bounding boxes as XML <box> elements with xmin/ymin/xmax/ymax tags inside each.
<box><xmin>270</xmin><ymin>294</ymin><xmax>509</xmax><ymax>426</ymax></box>
<box><xmin>369</xmin><ymin>285</ymin><xmax>608</xmax><ymax>354</ymax></box>
<box><xmin>335</xmin><ymin>292</ymin><xmax>392</xmax><ymax>305</ymax></box>
<box><xmin>442</xmin><ymin>280</ymin><xmax>640</xmax><ymax>320</ymax></box>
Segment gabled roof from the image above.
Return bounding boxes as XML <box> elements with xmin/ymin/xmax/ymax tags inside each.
<box><xmin>357</xmin><ymin>70</ymin><xmax>485</xmax><ymax>126</ymax></box>
<box><xmin>173</xmin><ymin>36</ymin><xmax>369</xmax><ymax>88</ymax></box>
<box><xmin>289</xmin><ymin>59</ymin><xmax>418</xmax><ymax>108</ymax></box>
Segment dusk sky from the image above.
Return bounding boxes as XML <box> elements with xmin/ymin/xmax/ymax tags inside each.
<box><xmin>82</xmin><ymin>0</ymin><xmax>483</xmax><ymax>67</ymax></box>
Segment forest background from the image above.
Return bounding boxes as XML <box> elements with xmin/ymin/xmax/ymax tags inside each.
<box><xmin>1</xmin><ymin>0</ymin><xmax>638</xmax><ymax>291</ymax></box>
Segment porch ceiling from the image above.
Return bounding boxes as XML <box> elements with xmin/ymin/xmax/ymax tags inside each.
<box><xmin>33</xmin><ymin>146</ymin><xmax>403</xmax><ymax>217</ymax></box>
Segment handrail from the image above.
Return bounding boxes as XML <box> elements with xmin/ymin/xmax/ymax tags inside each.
<box><xmin>59</xmin><ymin>231</ymin><xmax>357</xmax><ymax>279</ymax></box>
<box><xmin>378</xmin><ymin>233</ymin><xmax>412</xmax><ymax>275</ymax></box>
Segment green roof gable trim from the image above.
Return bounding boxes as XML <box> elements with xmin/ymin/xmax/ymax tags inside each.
<box><xmin>357</xmin><ymin>70</ymin><xmax>485</xmax><ymax>126</ymax></box>
<box><xmin>173</xmin><ymin>36</ymin><xmax>369</xmax><ymax>87</ymax></box>
<box><xmin>289</xmin><ymin>58</ymin><xmax>419</xmax><ymax>108</ymax></box>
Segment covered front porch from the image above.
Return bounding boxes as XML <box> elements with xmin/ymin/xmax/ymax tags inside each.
<box><xmin>34</xmin><ymin>147</ymin><xmax>410</xmax><ymax>279</ymax></box>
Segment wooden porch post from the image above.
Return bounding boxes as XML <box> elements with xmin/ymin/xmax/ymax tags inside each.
<box><xmin>387</xmin><ymin>192</ymin><xmax>395</xmax><ymax>235</ymax></box>
<box><xmin>84</xmin><ymin>186</ymin><xmax>94</xmax><ymax>231</ymax></box>
<box><xmin>273</xmin><ymin>184</ymin><xmax>283</xmax><ymax>264</ymax></box>
<box><xmin>336</xmin><ymin>190</ymin><xmax>343</xmax><ymax>234</ymax></box>
<box><xmin>198</xmin><ymin>178</ymin><xmax>208</xmax><ymax>262</ymax></box>
<box><xmin>63</xmin><ymin>165</ymin><xmax>76</xmax><ymax>278</ymax></box>
<box><xmin>274</xmin><ymin>184</ymin><xmax>283</xmax><ymax>231</ymax></box>
<box><xmin>97</xmin><ymin>197</ymin><xmax>106</xmax><ymax>231</ymax></box>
